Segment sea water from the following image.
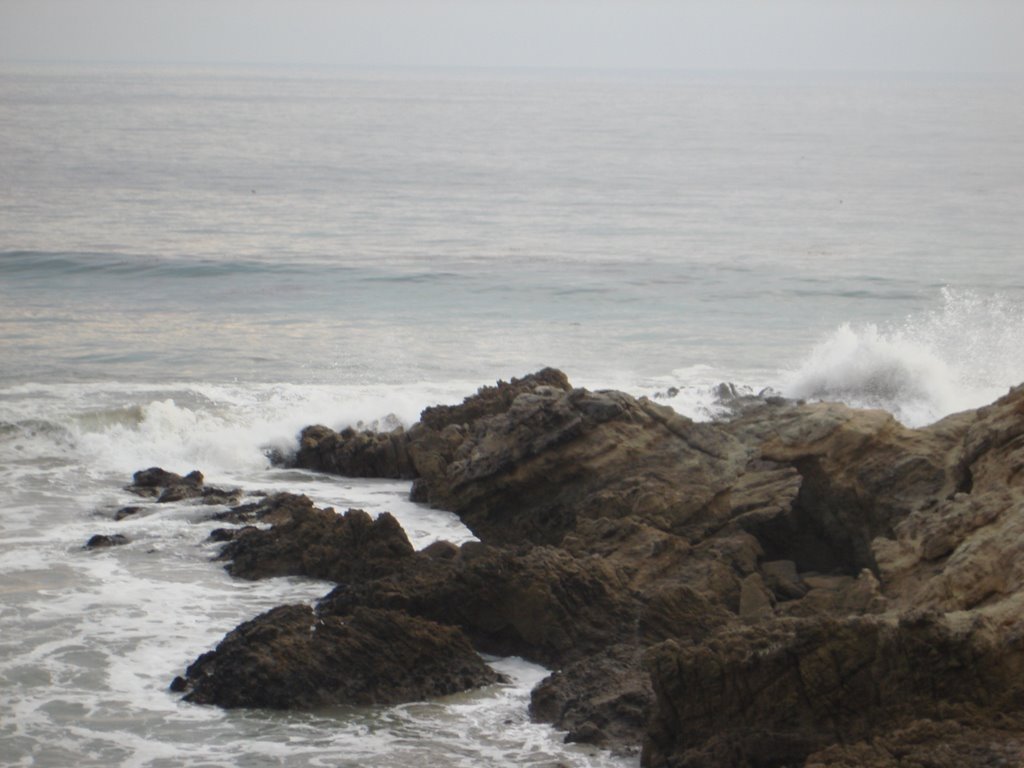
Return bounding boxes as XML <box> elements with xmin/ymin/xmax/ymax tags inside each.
<box><xmin>2</xmin><ymin>65</ymin><xmax>1024</xmax><ymax>767</ymax></box>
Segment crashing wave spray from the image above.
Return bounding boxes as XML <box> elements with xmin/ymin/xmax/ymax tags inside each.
<box><xmin>782</xmin><ymin>288</ymin><xmax>1024</xmax><ymax>426</ymax></box>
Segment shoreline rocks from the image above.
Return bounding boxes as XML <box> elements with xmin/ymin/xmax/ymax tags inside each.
<box><xmin>171</xmin><ymin>604</ymin><xmax>504</xmax><ymax>708</ymax></box>
<box><xmin>167</xmin><ymin>370</ymin><xmax>1024</xmax><ymax>765</ymax></box>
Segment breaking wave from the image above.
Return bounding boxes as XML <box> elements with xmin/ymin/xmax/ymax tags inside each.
<box><xmin>783</xmin><ymin>288</ymin><xmax>1024</xmax><ymax>426</ymax></box>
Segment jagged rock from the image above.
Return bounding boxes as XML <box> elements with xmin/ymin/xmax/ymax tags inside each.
<box><xmin>286</xmin><ymin>369</ymin><xmax>571</xmax><ymax>482</ymax></box>
<box><xmin>173</xmin><ymin>604</ymin><xmax>502</xmax><ymax>708</ymax></box>
<box><xmin>416</xmin><ymin>388</ymin><xmax>749</xmax><ymax>545</ymax></box>
<box><xmin>294</xmin><ymin>424</ymin><xmax>415</xmax><ymax>478</ymax></box>
<box><xmin>218</xmin><ymin>505</ymin><xmax>414</xmax><ymax>581</ymax></box>
<box><xmin>417</xmin><ymin>367</ymin><xmax>573</xmax><ymax>431</ymax></box>
<box><xmin>642</xmin><ymin>613</ymin><xmax>1024</xmax><ymax>768</ymax></box>
<box><xmin>723</xmin><ymin>400</ymin><xmax>967</xmax><ymax>576</ymax></box>
<box><xmin>125</xmin><ymin>466</ymin><xmax>240</xmax><ymax>506</ymax></box>
<box><xmin>318</xmin><ymin>541</ymin><xmax>636</xmax><ymax>667</ymax></box>
<box><xmin>530</xmin><ymin>643</ymin><xmax>650</xmax><ymax>755</ymax></box>
<box><xmin>126</xmin><ymin>467</ymin><xmax>201</xmax><ymax>496</ymax></box>
<box><xmin>804</xmin><ymin>719</ymin><xmax>1024</xmax><ymax>767</ymax></box>
<box><xmin>208</xmin><ymin>373</ymin><xmax>1024</xmax><ymax>762</ymax></box>
<box><xmin>211</xmin><ymin>492</ymin><xmax>318</xmax><ymax>525</ymax></box>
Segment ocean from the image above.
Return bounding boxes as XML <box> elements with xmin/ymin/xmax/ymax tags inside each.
<box><xmin>1</xmin><ymin>64</ymin><xmax>1023</xmax><ymax>767</ymax></box>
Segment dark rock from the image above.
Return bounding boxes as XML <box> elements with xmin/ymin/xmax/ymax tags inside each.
<box><xmin>114</xmin><ymin>506</ymin><xmax>144</xmax><ymax>521</ymax></box>
<box><xmin>85</xmin><ymin>533</ymin><xmax>129</xmax><ymax>549</ymax></box>
<box><xmin>805</xmin><ymin>719</ymin><xmax>1024</xmax><ymax>768</ymax></box>
<box><xmin>211</xmin><ymin>492</ymin><xmax>317</xmax><ymax>525</ymax></box>
<box><xmin>642</xmin><ymin>613</ymin><xmax>1024</xmax><ymax>768</ymax></box>
<box><xmin>417</xmin><ymin>367</ymin><xmax>572</xmax><ymax>431</ymax></box>
<box><xmin>319</xmin><ymin>542</ymin><xmax>636</xmax><ymax>668</ymax></box>
<box><xmin>760</xmin><ymin>559</ymin><xmax>806</xmax><ymax>601</ymax></box>
<box><xmin>175</xmin><ymin>604</ymin><xmax>502</xmax><ymax>708</ymax></box>
<box><xmin>218</xmin><ymin>505</ymin><xmax>414</xmax><ymax>582</ymax></box>
<box><xmin>293</xmin><ymin>424</ymin><xmax>415</xmax><ymax>478</ymax></box>
<box><xmin>205</xmin><ymin>373</ymin><xmax>1024</xmax><ymax>761</ymax></box>
<box><xmin>126</xmin><ymin>466</ymin><xmax>240</xmax><ymax>506</ymax></box>
<box><xmin>530</xmin><ymin>643</ymin><xmax>650</xmax><ymax>755</ymax></box>
<box><xmin>207</xmin><ymin>528</ymin><xmax>240</xmax><ymax>543</ymax></box>
<box><xmin>127</xmin><ymin>467</ymin><xmax>201</xmax><ymax>496</ymax></box>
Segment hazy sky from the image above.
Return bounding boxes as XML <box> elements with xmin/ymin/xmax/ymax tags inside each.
<box><xmin>2</xmin><ymin>0</ymin><xmax>1022</xmax><ymax>73</ymax></box>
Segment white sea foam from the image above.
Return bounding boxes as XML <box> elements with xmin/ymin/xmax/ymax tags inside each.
<box><xmin>782</xmin><ymin>288</ymin><xmax>1024</xmax><ymax>426</ymax></box>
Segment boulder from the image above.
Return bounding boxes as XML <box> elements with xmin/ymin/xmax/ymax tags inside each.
<box><xmin>529</xmin><ymin>643</ymin><xmax>651</xmax><ymax>755</ymax></box>
<box><xmin>217</xmin><ymin>505</ymin><xmax>414</xmax><ymax>582</ymax></box>
<box><xmin>294</xmin><ymin>424</ymin><xmax>415</xmax><ymax>478</ymax></box>
<box><xmin>172</xmin><ymin>604</ymin><xmax>502</xmax><ymax>708</ymax></box>
<box><xmin>125</xmin><ymin>466</ymin><xmax>241</xmax><ymax>505</ymax></box>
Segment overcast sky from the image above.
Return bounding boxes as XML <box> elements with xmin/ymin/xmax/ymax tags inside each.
<box><xmin>2</xmin><ymin>0</ymin><xmax>1022</xmax><ymax>73</ymax></box>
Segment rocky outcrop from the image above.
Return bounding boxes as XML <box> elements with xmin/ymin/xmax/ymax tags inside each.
<box><xmin>125</xmin><ymin>467</ymin><xmax>241</xmax><ymax>506</ymax></box>
<box><xmin>643</xmin><ymin>612</ymin><xmax>1024</xmax><ymax>767</ymax></box>
<box><xmin>287</xmin><ymin>368</ymin><xmax>572</xmax><ymax>484</ymax></box>
<box><xmin>173</xmin><ymin>372</ymin><xmax>1024</xmax><ymax>766</ymax></box>
<box><xmin>294</xmin><ymin>424</ymin><xmax>415</xmax><ymax>478</ymax></box>
<box><xmin>529</xmin><ymin>643</ymin><xmax>651</xmax><ymax>754</ymax></box>
<box><xmin>171</xmin><ymin>604</ymin><xmax>502</xmax><ymax>708</ymax></box>
<box><xmin>217</xmin><ymin>503</ymin><xmax>414</xmax><ymax>582</ymax></box>
<box><xmin>318</xmin><ymin>540</ymin><xmax>635</xmax><ymax>667</ymax></box>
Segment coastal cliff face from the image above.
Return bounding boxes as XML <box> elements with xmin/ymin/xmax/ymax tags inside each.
<box><xmin>167</xmin><ymin>370</ymin><xmax>1024</xmax><ymax>766</ymax></box>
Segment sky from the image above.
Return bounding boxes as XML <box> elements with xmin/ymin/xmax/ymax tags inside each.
<box><xmin>2</xmin><ymin>0</ymin><xmax>1023</xmax><ymax>73</ymax></box>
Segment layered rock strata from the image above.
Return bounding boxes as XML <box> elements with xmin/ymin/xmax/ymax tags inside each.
<box><xmin>169</xmin><ymin>371</ymin><xmax>1024</xmax><ymax>766</ymax></box>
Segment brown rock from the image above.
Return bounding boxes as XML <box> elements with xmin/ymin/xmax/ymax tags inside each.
<box><xmin>642</xmin><ymin>613</ymin><xmax>1024</xmax><ymax>768</ymax></box>
<box><xmin>318</xmin><ymin>542</ymin><xmax>636</xmax><ymax>667</ymax></box>
<box><xmin>218</xmin><ymin>505</ymin><xmax>414</xmax><ymax>581</ymax></box>
<box><xmin>530</xmin><ymin>643</ymin><xmax>650</xmax><ymax>755</ymax></box>
<box><xmin>293</xmin><ymin>424</ymin><xmax>415</xmax><ymax>479</ymax></box>
<box><xmin>174</xmin><ymin>604</ymin><xmax>502</xmax><ymax>708</ymax></box>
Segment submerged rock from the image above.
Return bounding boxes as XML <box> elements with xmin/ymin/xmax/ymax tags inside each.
<box><xmin>84</xmin><ymin>533</ymin><xmax>129</xmax><ymax>549</ymax></box>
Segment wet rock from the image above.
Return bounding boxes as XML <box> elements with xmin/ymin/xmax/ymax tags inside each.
<box><xmin>530</xmin><ymin>643</ymin><xmax>650</xmax><ymax>756</ymax></box>
<box><xmin>319</xmin><ymin>542</ymin><xmax>636</xmax><ymax>667</ymax></box>
<box><xmin>126</xmin><ymin>467</ymin><xmax>201</xmax><ymax>497</ymax></box>
<box><xmin>293</xmin><ymin>424</ymin><xmax>415</xmax><ymax>478</ymax></box>
<box><xmin>415</xmin><ymin>388</ymin><xmax>749</xmax><ymax>546</ymax></box>
<box><xmin>218</xmin><ymin>505</ymin><xmax>414</xmax><ymax>582</ymax></box>
<box><xmin>85</xmin><ymin>533</ymin><xmax>129</xmax><ymax>548</ymax></box>
<box><xmin>126</xmin><ymin>467</ymin><xmax>240</xmax><ymax>506</ymax></box>
<box><xmin>113</xmin><ymin>506</ymin><xmax>144</xmax><ymax>521</ymax></box>
<box><xmin>175</xmin><ymin>604</ymin><xmax>502</xmax><ymax>708</ymax></box>
<box><xmin>211</xmin><ymin>492</ymin><xmax>317</xmax><ymax>525</ymax></box>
